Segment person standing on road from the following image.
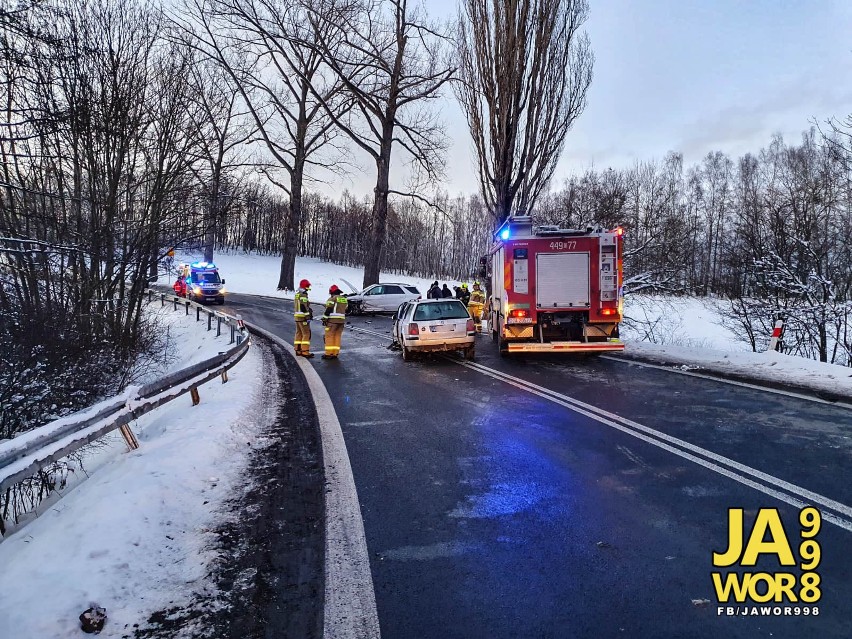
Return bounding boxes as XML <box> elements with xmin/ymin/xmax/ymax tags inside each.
<box><xmin>441</xmin><ymin>283</ymin><xmax>453</xmax><ymax>298</ymax></box>
<box><xmin>294</xmin><ymin>279</ymin><xmax>314</xmax><ymax>358</ymax></box>
<box><xmin>468</xmin><ymin>281</ymin><xmax>486</xmax><ymax>332</ymax></box>
<box><xmin>428</xmin><ymin>281</ymin><xmax>441</xmax><ymax>299</ymax></box>
<box><xmin>322</xmin><ymin>284</ymin><xmax>348</xmax><ymax>359</ymax></box>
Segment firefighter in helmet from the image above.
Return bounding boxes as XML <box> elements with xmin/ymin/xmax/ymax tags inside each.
<box><xmin>321</xmin><ymin>284</ymin><xmax>348</xmax><ymax>359</ymax></box>
<box><xmin>468</xmin><ymin>281</ymin><xmax>486</xmax><ymax>332</ymax></box>
<box><xmin>457</xmin><ymin>282</ymin><xmax>471</xmax><ymax>305</ymax></box>
<box><xmin>294</xmin><ymin>279</ymin><xmax>314</xmax><ymax>358</ymax></box>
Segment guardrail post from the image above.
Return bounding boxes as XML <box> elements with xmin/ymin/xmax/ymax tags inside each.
<box><xmin>196</xmin><ymin>306</ymin><xmax>200</xmax><ymax>322</ymax></box>
<box><xmin>221</xmin><ymin>369</ymin><xmax>228</xmax><ymax>383</ymax></box>
<box><xmin>185</xmin><ymin>301</ymin><xmax>190</xmax><ymax>316</ymax></box>
<box><xmin>217</xmin><ymin>316</ymin><xmax>222</xmax><ymax>337</ymax></box>
<box><xmin>173</xmin><ymin>297</ymin><xmax>178</xmax><ymax>311</ymax></box>
<box><xmin>230</xmin><ymin>324</ymin><xmax>235</xmax><ymax>344</ymax></box>
<box><xmin>207</xmin><ymin>311</ymin><xmax>212</xmax><ymax>331</ymax></box>
<box><xmin>237</xmin><ymin>334</ymin><xmax>244</xmax><ymax>345</ymax></box>
<box><xmin>190</xmin><ymin>387</ymin><xmax>200</xmax><ymax>405</ymax></box>
<box><xmin>160</xmin><ymin>293</ymin><xmax>165</xmax><ymax>307</ymax></box>
<box><xmin>148</xmin><ymin>290</ymin><xmax>153</xmax><ymax>303</ymax></box>
<box><xmin>119</xmin><ymin>423</ymin><xmax>139</xmax><ymax>450</ymax></box>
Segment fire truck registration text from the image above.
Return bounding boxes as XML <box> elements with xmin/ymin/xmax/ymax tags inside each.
<box><xmin>549</xmin><ymin>241</ymin><xmax>576</xmax><ymax>250</ymax></box>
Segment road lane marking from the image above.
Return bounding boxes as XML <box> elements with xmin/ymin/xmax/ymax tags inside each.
<box><xmin>601</xmin><ymin>355</ymin><xmax>852</xmax><ymax>410</ymax></box>
<box><xmin>245</xmin><ymin>323</ymin><xmax>381</xmax><ymax>639</ymax></box>
<box><xmin>347</xmin><ymin>323</ymin><xmax>852</xmax><ymax>531</ymax></box>
<box><xmin>459</xmin><ymin>359</ymin><xmax>852</xmax><ymax>532</ymax></box>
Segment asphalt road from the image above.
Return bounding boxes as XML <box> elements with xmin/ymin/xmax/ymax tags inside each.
<box><xmin>221</xmin><ymin>291</ymin><xmax>852</xmax><ymax>639</ymax></box>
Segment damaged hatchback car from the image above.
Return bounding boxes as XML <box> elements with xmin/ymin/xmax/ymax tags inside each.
<box><xmin>393</xmin><ymin>299</ymin><xmax>475</xmax><ymax>361</ymax></box>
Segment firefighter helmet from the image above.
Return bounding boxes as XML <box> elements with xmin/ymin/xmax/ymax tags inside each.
<box><xmin>461</xmin><ymin>283</ymin><xmax>468</xmax><ymax>290</ymax></box>
<box><xmin>299</xmin><ymin>279</ymin><xmax>311</xmax><ymax>289</ymax></box>
<box><xmin>329</xmin><ymin>284</ymin><xmax>342</xmax><ymax>295</ymax></box>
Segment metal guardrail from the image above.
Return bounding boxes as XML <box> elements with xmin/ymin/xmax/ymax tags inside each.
<box><xmin>0</xmin><ymin>290</ymin><xmax>251</xmax><ymax>495</ymax></box>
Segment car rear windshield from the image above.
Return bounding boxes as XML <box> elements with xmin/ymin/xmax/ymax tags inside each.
<box><xmin>404</xmin><ymin>286</ymin><xmax>420</xmax><ymax>294</ymax></box>
<box><xmin>413</xmin><ymin>301</ymin><xmax>468</xmax><ymax>321</ymax></box>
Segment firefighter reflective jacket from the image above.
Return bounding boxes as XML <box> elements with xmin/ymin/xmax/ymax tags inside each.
<box><xmin>294</xmin><ymin>289</ymin><xmax>312</xmax><ymax>321</ymax></box>
<box><xmin>323</xmin><ymin>294</ymin><xmax>348</xmax><ymax>324</ymax></box>
<box><xmin>469</xmin><ymin>289</ymin><xmax>485</xmax><ymax>305</ymax></box>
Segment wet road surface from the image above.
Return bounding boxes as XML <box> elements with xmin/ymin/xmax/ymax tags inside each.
<box><xmin>222</xmin><ymin>292</ymin><xmax>852</xmax><ymax>639</ymax></box>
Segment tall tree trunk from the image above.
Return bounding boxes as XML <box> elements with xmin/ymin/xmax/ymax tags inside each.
<box><xmin>278</xmin><ymin>171</ymin><xmax>303</xmax><ymax>290</ymax></box>
<box><xmin>363</xmin><ymin>152</ymin><xmax>391</xmax><ymax>287</ymax></box>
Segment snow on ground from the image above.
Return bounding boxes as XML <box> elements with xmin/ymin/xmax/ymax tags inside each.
<box><xmin>0</xmin><ymin>300</ymin><xmax>266</xmax><ymax>638</ymax></box>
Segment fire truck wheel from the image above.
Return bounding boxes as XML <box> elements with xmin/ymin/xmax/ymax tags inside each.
<box><xmin>496</xmin><ymin>321</ymin><xmax>509</xmax><ymax>357</ymax></box>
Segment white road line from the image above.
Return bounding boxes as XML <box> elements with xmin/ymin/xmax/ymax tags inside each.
<box><xmin>601</xmin><ymin>355</ymin><xmax>852</xmax><ymax>410</ymax></box>
<box><xmin>246</xmin><ymin>323</ymin><xmax>381</xmax><ymax>639</ymax></box>
<box><xmin>459</xmin><ymin>359</ymin><xmax>852</xmax><ymax>532</ymax></box>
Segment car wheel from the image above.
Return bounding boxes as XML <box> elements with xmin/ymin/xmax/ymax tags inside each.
<box><xmin>402</xmin><ymin>345</ymin><xmax>414</xmax><ymax>362</ymax></box>
<box><xmin>464</xmin><ymin>346</ymin><xmax>475</xmax><ymax>360</ymax></box>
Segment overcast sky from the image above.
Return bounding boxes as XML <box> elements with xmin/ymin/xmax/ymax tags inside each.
<box><xmin>331</xmin><ymin>0</ymin><xmax>852</xmax><ymax>198</ymax></box>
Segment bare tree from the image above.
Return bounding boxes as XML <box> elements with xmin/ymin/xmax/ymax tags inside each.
<box><xmin>455</xmin><ymin>0</ymin><xmax>593</xmax><ymax>226</ymax></box>
<box><xmin>172</xmin><ymin>0</ymin><xmax>349</xmax><ymax>290</ymax></box>
<box><xmin>183</xmin><ymin>56</ymin><xmax>254</xmax><ymax>264</ymax></box>
<box><xmin>303</xmin><ymin>0</ymin><xmax>454</xmax><ymax>287</ymax></box>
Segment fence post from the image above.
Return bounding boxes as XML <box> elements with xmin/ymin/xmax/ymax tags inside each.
<box><xmin>173</xmin><ymin>297</ymin><xmax>178</xmax><ymax>311</ymax></box>
<box><xmin>221</xmin><ymin>369</ymin><xmax>228</xmax><ymax>383</ymax></box>
<box><xmin>190</xmin><ymin>387</ymin><xmax>200</xmax><ymax>405</ymax></box>
<box><xmin>207</xmin><ymin>311</ymin><xmax>212</xmax><ymax>331</ymax></box>
<box><xmin>185</xmin><ymin>301</ymin><xmax>190</xmax><ymax>316</ymax></box>
<box><xmin>119</xmin><ymin>423</ymin><xmax>139</xmax><ymax>450</ymax></box>
<box><xmin>160</xmin><ymin>293</ymin><xmax>165</xmax><ymax>307</ymax></box>
<box><xmin>230</xmin><ymin>324</ymin><xmax>235</xmax><ymax>344</ymax></box>
<box><xmin>768</xmin><ymin>318</ymin><xmax>785</xmax><ymax>352</ymax></box>
<box><xmin>217</xmin><ymin>316</ymin><xmax>222</xmax><ymax>337</ymax></box>
<box><xmin>196</xmin><ymin>306</ymin><xmax>200</xmax><ymax>322</ymax></box>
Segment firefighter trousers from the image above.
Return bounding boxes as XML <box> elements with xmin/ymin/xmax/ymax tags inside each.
<box><xmin>324</xmin><ymin>322</ymin><xmax>344</xmax><ymax>357</ymax></box>
<box><xmin>468</xmin><ymin>302</ymin><xmax>484</xmax><ymax>329</ymax></box>
<box><xmin>294</xmin><ymin>321</ymin><xmax>311</xmax><ymax>354</ymax></box>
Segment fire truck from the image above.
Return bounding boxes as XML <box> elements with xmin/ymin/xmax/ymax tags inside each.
<box><xmin>486</xmin><ymin>215</ymin><xmax>625</xmax><ymax>355</ymax></box>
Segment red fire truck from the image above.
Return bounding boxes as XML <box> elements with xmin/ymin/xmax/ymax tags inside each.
<box><xmin>486</xmin><ymin>215</ymin><xmax>625</xmax><ymax>355</ymax></box>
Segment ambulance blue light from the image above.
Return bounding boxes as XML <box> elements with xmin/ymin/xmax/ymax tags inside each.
<box><xmin>500</xmin><ymin>228</ymin><xmax>510</xmax><ymax>240</ymax></box>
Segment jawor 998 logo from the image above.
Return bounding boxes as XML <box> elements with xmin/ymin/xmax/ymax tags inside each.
<box><xmin>712</xmin><ymin>507</ymin><xmax>821</xmax><ymax>617</ymax></box>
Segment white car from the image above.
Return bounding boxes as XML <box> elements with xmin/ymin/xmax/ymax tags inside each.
<box><xmin>346</xmin><ymin>282</ymin><xmax>421</xmax><ymax>314</ymax></box>
<box><xmin>393</xmin><ymin>299</ymin><xmax>476</xmax><ymax>361</ymax></box>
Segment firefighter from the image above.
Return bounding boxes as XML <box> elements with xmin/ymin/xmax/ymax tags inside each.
<box><xmin>468</xmin><ymin>281</ymin><xmax>486</xmax><ymax>332</ymax></box>
<box><xmin>321</xmin><ymin>284</ymin><xmax>348</xmax><ymax>359</ymax></box>
<box><xmin>294</xmin><ymin>279</ymin><xmax>314</xmax><ymax>358</ymax></box>
<box><xmin>458</xmin><ymin>282</ymin><xmax>471</xmax><ymax>305</ymax></box>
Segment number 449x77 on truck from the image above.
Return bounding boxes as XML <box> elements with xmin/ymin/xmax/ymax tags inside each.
<box><xmin>486</xmin><ymin>215</ymin><xmax>625</xmax><ymax>355</ymax></box>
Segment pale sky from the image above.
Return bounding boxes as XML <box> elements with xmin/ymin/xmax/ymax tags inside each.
<box><xmin>327</xmin><ymin>0</ymin><xmax>852</xmax><ymax>198</ymax></box>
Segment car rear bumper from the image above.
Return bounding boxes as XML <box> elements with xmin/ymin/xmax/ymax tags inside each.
<box><xmin>403</xmin><ymin>336</ymin><xmax>474</xmax><ymax>352</ymax></box>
